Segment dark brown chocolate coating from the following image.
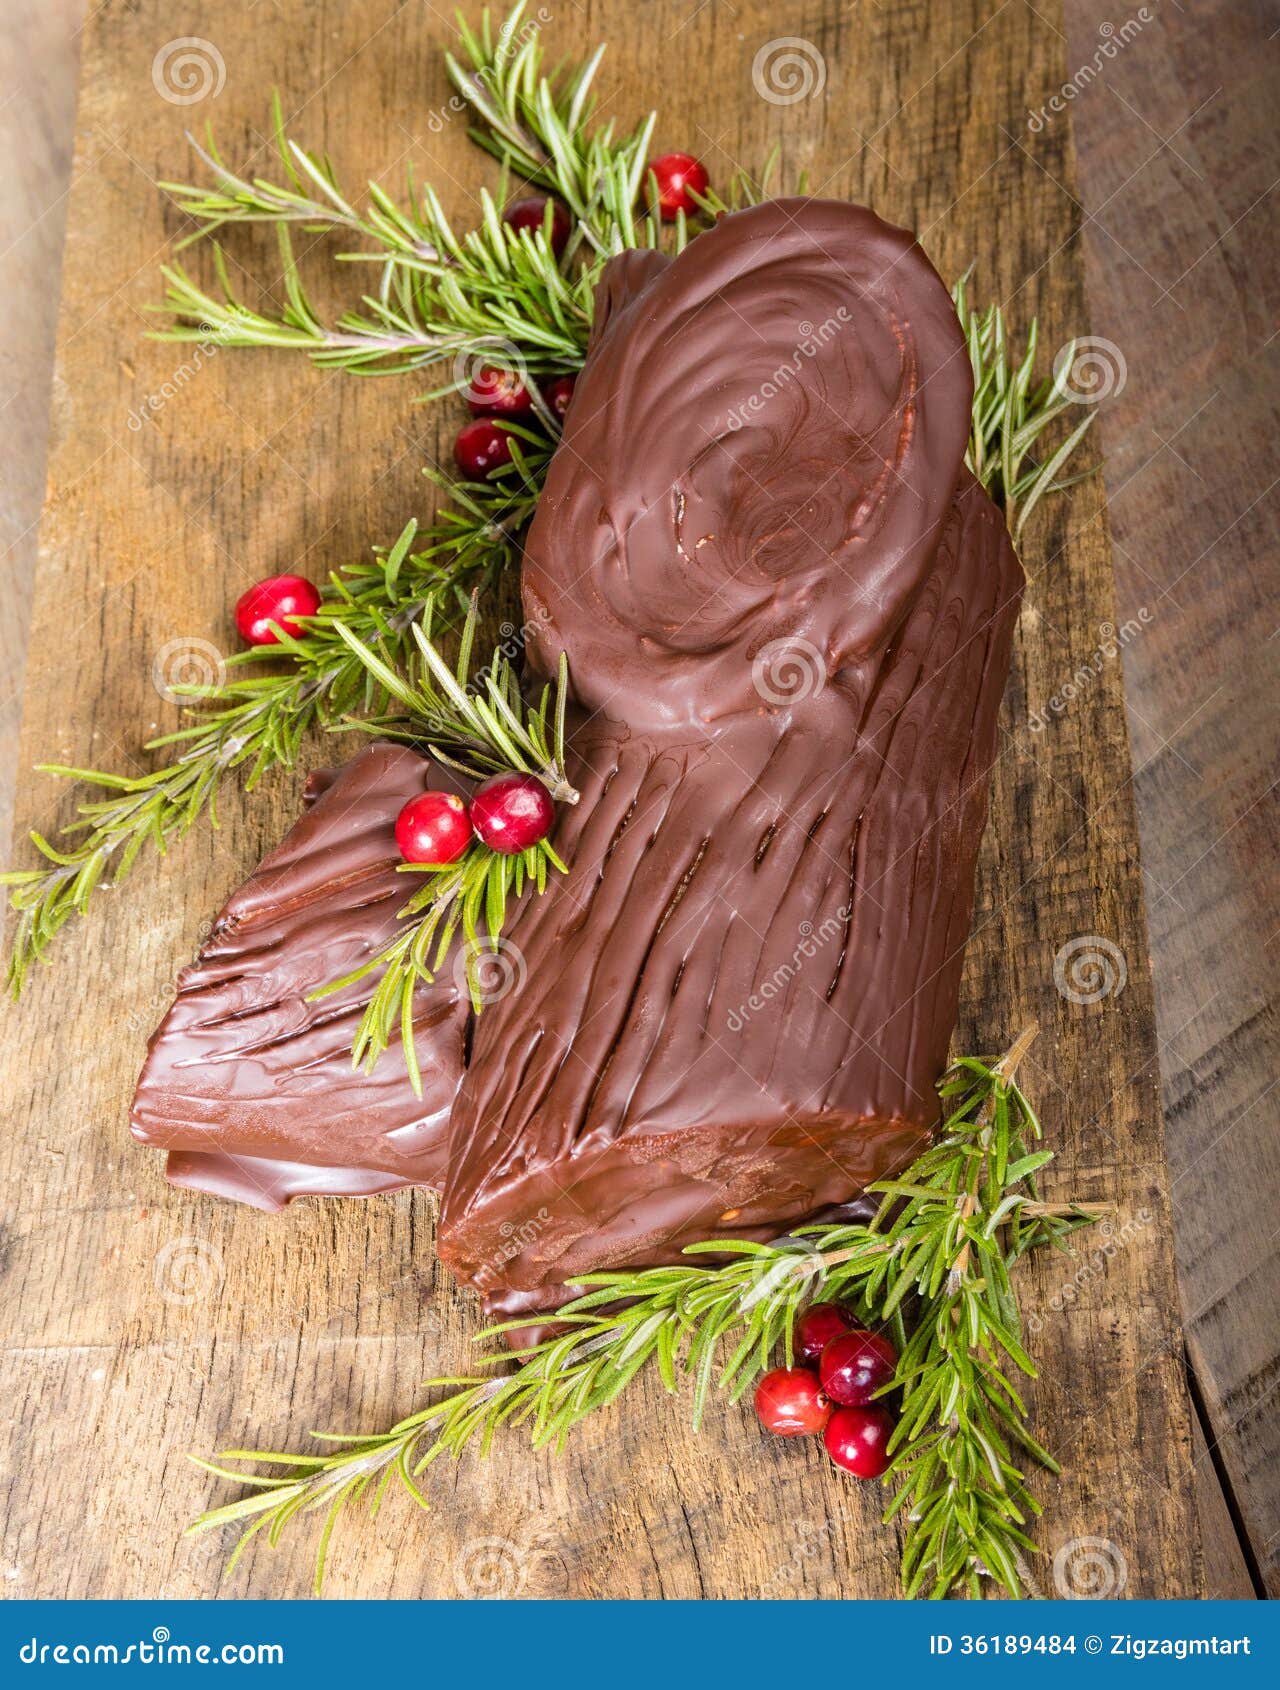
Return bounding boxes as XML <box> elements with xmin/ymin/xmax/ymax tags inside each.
<box><xmin>130</xmin><ymin>742</ymin><xmax>469</xmax><ymax>1210</ymax></box>
<box><xmin>129</xmin><ymin>200</ymin><xmax>1022</xmax><ymax>1338</ymax></box>
<box><xmin>436</xmin><ymin>200</ymin><xmax>1022</xmax><ymax>1305</ymax></box>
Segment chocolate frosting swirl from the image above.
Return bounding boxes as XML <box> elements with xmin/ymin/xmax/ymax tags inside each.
<box><xmin>523</xmin><ymin>201</ymin><xmax>974</xmax><ymax>728</ymax></box>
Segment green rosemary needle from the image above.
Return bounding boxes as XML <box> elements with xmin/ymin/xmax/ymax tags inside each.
<box><xmin>0</xmin><ymin>453</ymin><xmax>544</xmax><ymax>994</ymax></box>
<box><xmin>3</xmin><ymin>6</ymin><xmax>1101</xmax><ymax>997</ymax></box>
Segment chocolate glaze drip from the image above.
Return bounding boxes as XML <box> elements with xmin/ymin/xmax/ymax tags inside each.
<box><xmin>130</xmin><ymin>743</ymin><xmax>469</xmax><ymax>1211</ymax></box>
<box><xmin>130</xmin><ymin>200</ymin><xmax>1021</xmax><ymax>1338</ymax></box>
<box><xmin>436</xmin><ymin>201</ymin><xmax>1022</xmax><ymax>1308</ymax></box>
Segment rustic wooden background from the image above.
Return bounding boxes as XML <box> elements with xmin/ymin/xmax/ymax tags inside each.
<box><xmin>1</xmin><ymin>0</ymin><xmax>1272</xmax><ymax>1600</ymax></box>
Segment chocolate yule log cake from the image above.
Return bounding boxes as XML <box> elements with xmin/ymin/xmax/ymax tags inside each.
<box><xmin>437</xmin><ymin>200</ymin><xmax>1022</xmax><ymax>1315</ymax></box>
<box><xmin>131</xmin><ymin>199</ymin><xmax>1022</xmax><ymax>1330</ymax></box>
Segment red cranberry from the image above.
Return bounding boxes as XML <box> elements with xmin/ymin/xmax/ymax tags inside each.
<box><xmin>754</xmin><ymin>1368</ymin><xmax>832</xmax><ymax>1437</ymax></box>
<box><xmin>394</xmin><ymin>791</ymin><xmax>473</xmax><ymax>866</ymax></box>
<box><xmin>819</xmin><ymin>1328</ymin><xmax>898</xmax><ymax>1406</ymax></box>
<box><xmin>469</xmin><ymin>772</ymin><xmax>555</xmax><ymax>855</ymax></box>
<box><xmin>647</xmin><ymin>152</ymin><xmax>709</xmax><ymax>220</ymax></box>
<box><xmin>795</xmin><ymin>1302</ymin><xmax>854</xmax><ymax>1363</ymax></box>
<box><xmin>541</xmin><ymin>374</ymin><xmax>577</xmax><ymax>422</ymax></box>
<box><xmin>454</xmin><ymin>418</ymin><xmax>513</xmax><ymax>480</ymax></box>
<box><xmin>234</xmin><ymin>574</ymin><xmax>321</xmax><ymax>646</ymax></box>
<box><xmin>466</xmin><ymin>364</ymin><xmax>534</xmax><ymax>417</ymax></box>
<box><xmin>502</xmin><ymin>195</ymin><xmax>571</xmax><ymax>257</ymax></box>
<box><xmin>823</xmin><ymin>1404</ymin><xmax>895</xmax><ymax>1478</ymax></box>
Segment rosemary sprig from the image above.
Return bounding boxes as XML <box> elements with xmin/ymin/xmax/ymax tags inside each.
<box><xmin>153</xmin><ymin>203</ymin><xmax>591</xmax><ymax>386</ymax></box>
<box><xmin>151</xmin><ymin>3</ymin><xmax>666</xmax><ymax>389</ymax></box>
<box><xmin>3</xmin><ymin>8</ymin><xmax>1101</xmax><ymax>992</ymax></box>
<box><xmin>953</xmin><ymin>273</ymin><xmax>1100</xmax><ymax>538</ymax></box>
<box><xmin>159</xmin><ymin>89</ymin><xmax>434</xmax><ymax>252</ymax></box>
<box><xmin>188</xmin><ymin>1032</ymin><xmax>1100</xmax><ymax>1597</ymax></box>
<box><xmin>332</xmin><ymin>591</ymin><xmax>577</xmax><ymax>802</ymax></box>
<box><xmin>445</xmin><ymin>3</ymin><xmax>661</xmax><ymax>259</ymax></box>
<box><xmin>313</xmin><ymin>596</ymin><xmax>576</xmax><ymax>1077</ymax></box>
<box><xmin>693</xmin><ymin>143</ymin><xmax>795</xmax><ymax>215</ymax></box>
<box><xmin>326</xmin><ymin>834</ymin><xmax>561</xmax><ymax>1091</ymax></box>
<box><xmin>0</xmin><ymin>450</ymin><xmax>546</xmax><ymax>994</ymax></box>
<box><xmin>868</xmin><ymin>1025</ymin><xmax>1097</xmax><ymax>1598</ymax></box>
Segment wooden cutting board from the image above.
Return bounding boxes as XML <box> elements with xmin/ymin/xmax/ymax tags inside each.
<box><xmin>0</xmin><ymin>0</ymin><xmax>1202</xmax><ymax>1598</ymax></box>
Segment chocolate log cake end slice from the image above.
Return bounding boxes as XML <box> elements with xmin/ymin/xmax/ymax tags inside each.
<box><xmin>130</xmin><ymin>742</ymin><xmax>469</xmax><ymax>1211</ymax></box>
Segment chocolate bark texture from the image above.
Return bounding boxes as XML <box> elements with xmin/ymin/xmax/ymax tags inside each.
<box><xmin>128</xmin><ymin>199</ymin><xmax>1022</xmax><ymax>1342</ymax></box>
<box><xmin>130</xmin><ymin>742</ymin><xmax>470</xmax><ymax>1211</ymax></box>
<box><xmin>437</xmin><ymin>200</ymin><xmax>1023</xmax><ymax>1309</ymax></box>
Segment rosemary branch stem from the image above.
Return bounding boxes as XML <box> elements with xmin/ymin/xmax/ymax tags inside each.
<box><xmin>185</xmin><ymin>1038</ymin><xmax>1099</xmax><ymax>1600</ymax></box>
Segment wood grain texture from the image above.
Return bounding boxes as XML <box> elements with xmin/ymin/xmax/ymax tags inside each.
<box><xmin>1062</xmin><ymin>0</ymin><xmax>1279</xmax><ymax>1598</ymax></box>
<box><xmin>0</xmin><ymin>0</ymin><xmax>83</xmax><ymax>856</ymax></box>
<box><xmin>1</xmin><ymin>0</ymin><xmax>1202</xmax><ymax>1598</ymax></box>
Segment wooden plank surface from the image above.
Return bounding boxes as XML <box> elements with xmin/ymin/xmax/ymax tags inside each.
<box><xmin>1063</xmin><ymin>0</ymin><xmax>1279</xmax><ymax>1598</ymax></box>
<box><xmin>0</xmin><ymin>0</ymin><xmax>83</xmax><ymax>855</ymax></box>
<box><xmin>1</xmin><ymin>0</ymin><xmax>1203</xmax><ymax>1598</ymax></box>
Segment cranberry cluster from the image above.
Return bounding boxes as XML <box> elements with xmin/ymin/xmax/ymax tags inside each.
<box><xmin>455</xmin><ymin>161</ymin><xmax>711</xmax><ymax>482</ymax></box>
<box><xmin>453</xmin><ymin>195</ymin><xmax>581</xmax><ymax>480</ymax></box>
<box><xmin>229</xmin><ymin>576</ymin><xmax>556</xmax><ymax>859</ymax></box>
<box><xmin>395</xmin><ymin>771</ymin><xmax>555</xmax><ymax>864</ymax></box>
<box><xmin>754</xmin><ymin>1303</ymin><xmax>899</xmax><ymax>1479</ymax></box>
<box><xmin>453</xmin><ymin>370</ymin><xmax>575</xmax><ymax>479</ymax></box>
